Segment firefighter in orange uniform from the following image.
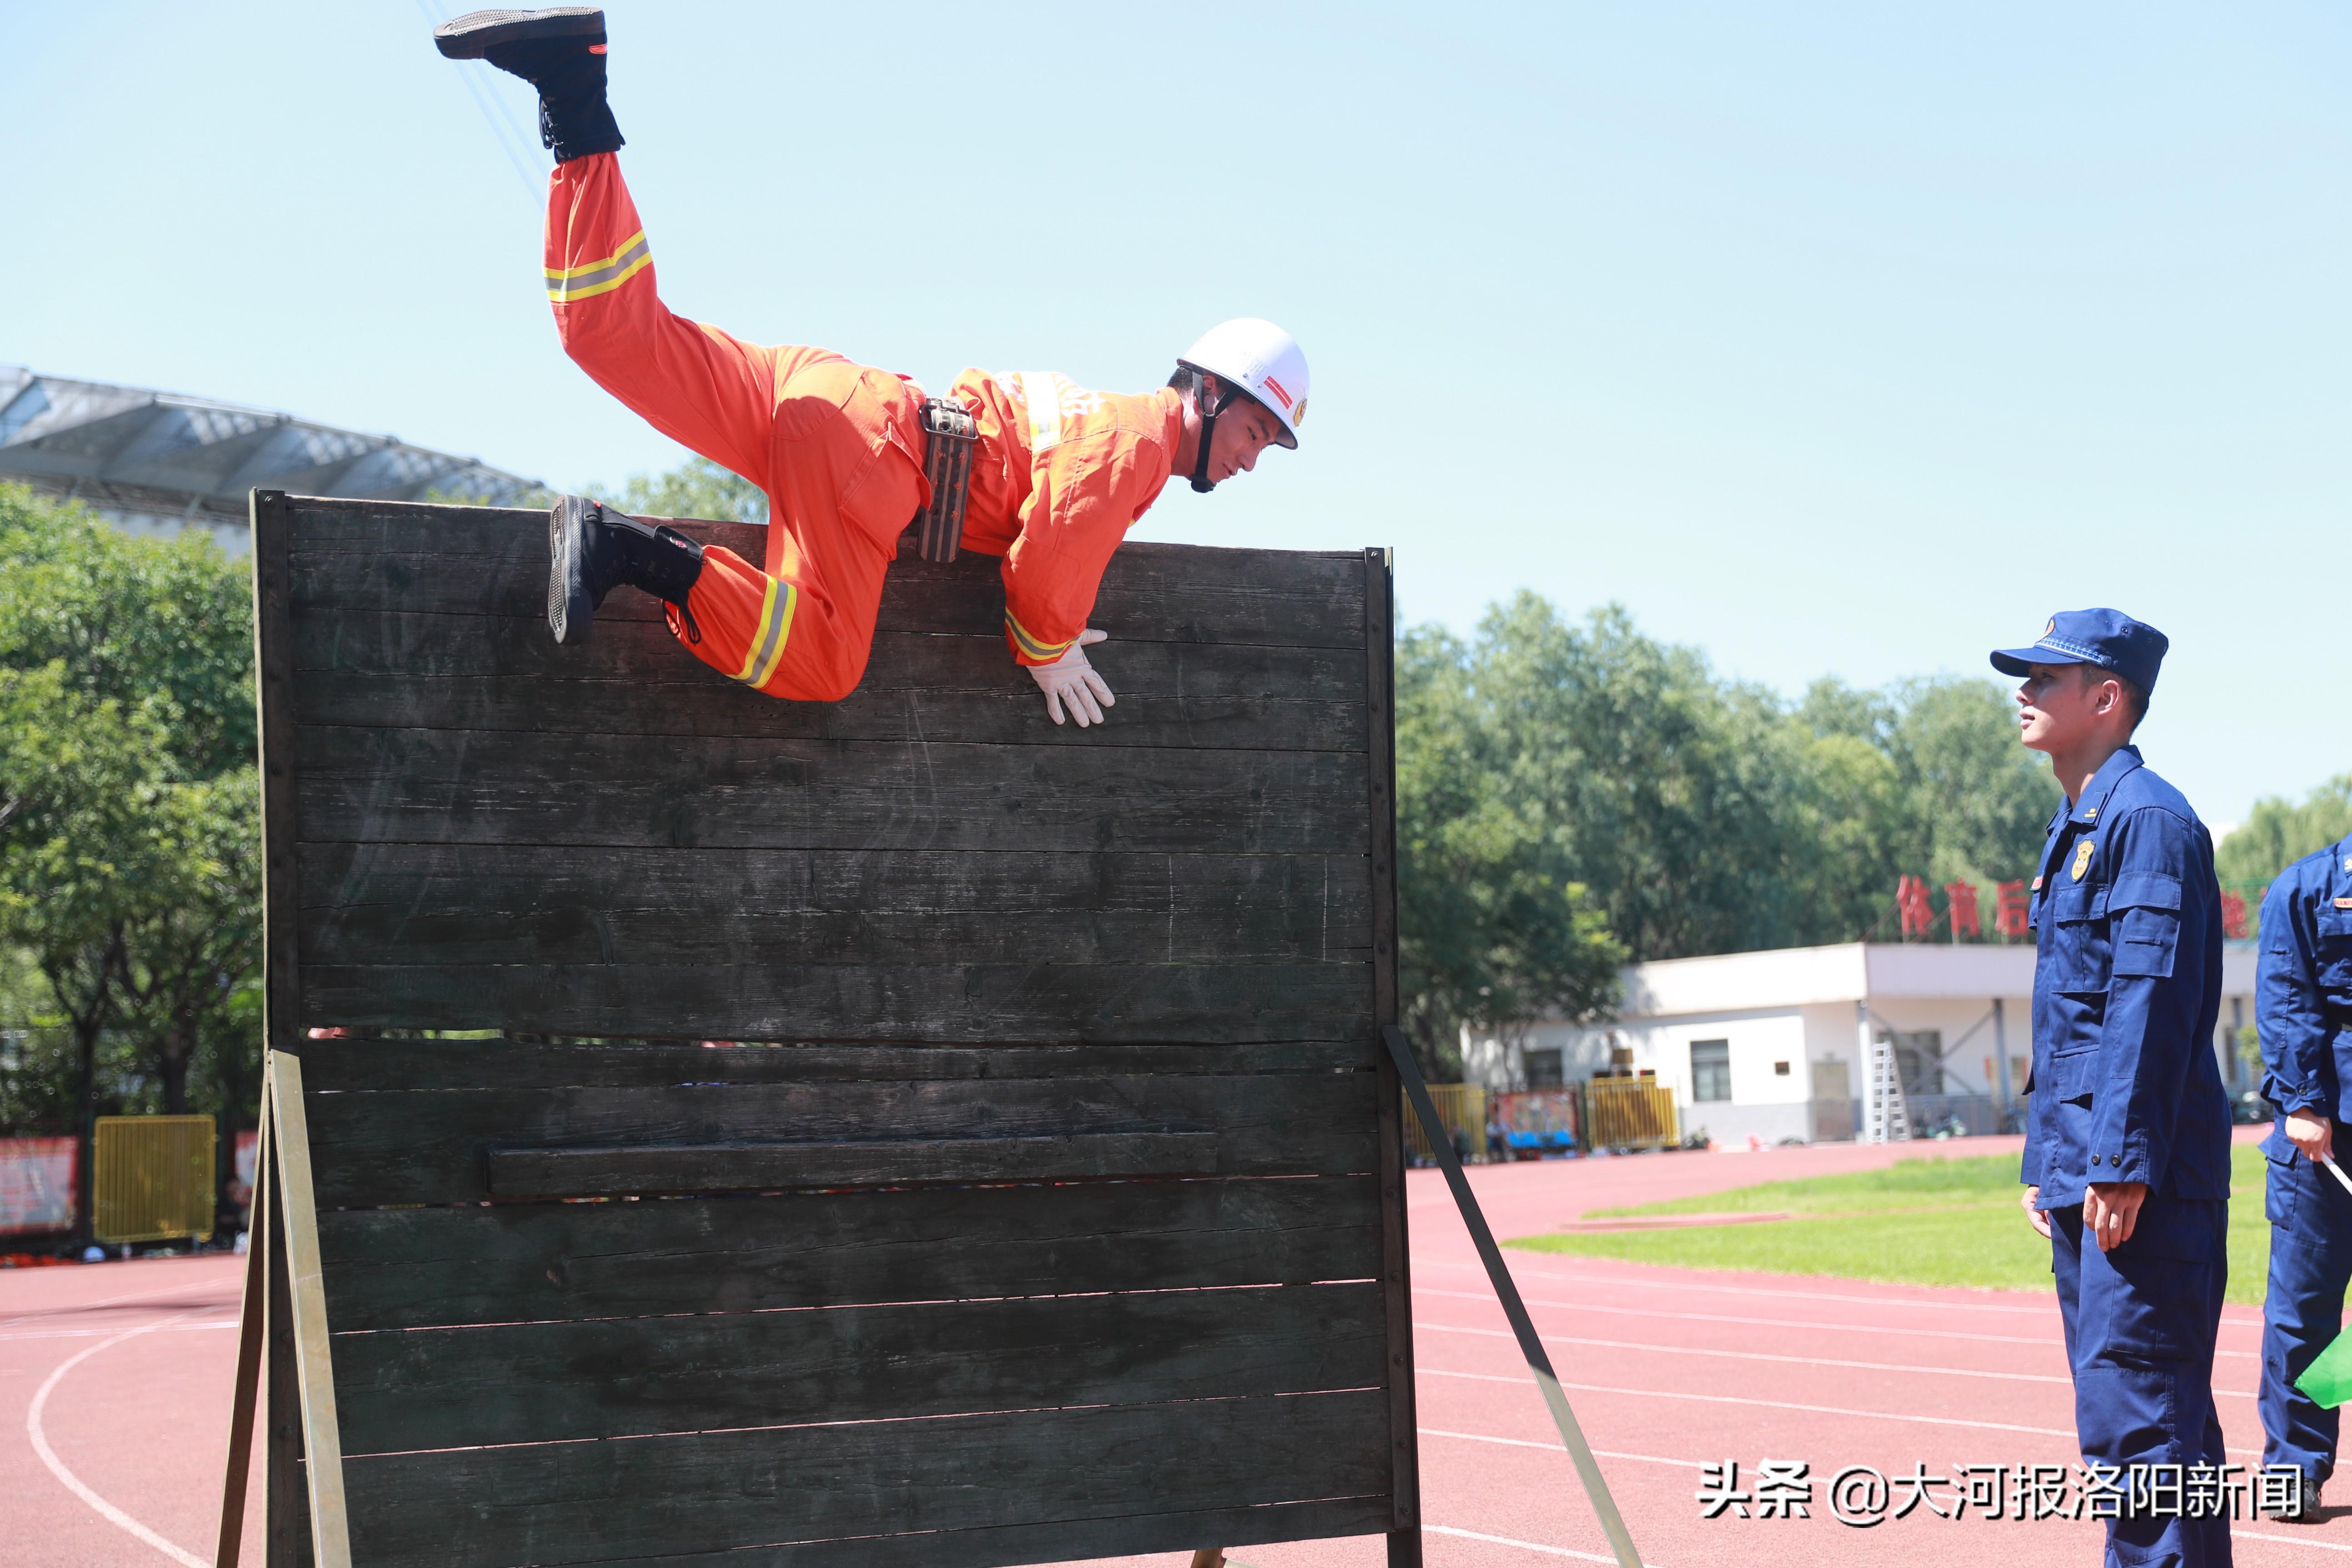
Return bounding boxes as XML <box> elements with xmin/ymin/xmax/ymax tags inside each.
<box><xmin>436</xmin><ymin>7</ymin><xmax>1308</xmax><ymax>725</ymax></box>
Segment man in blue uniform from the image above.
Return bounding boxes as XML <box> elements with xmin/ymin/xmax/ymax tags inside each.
<box><xmin>2002</xmin><ymin>609</ymin><xmax>2235</xmax><ymax>1566</ymax></box>
<box><xmin>2256</xmin><ymin>836</ymin><xmax>2352</xmax><ymax>1515</ymax></box>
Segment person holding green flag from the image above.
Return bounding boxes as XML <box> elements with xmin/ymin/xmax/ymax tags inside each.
<box><xmin>2256</xmin><ymin>834</ymin><xmax>2352</xmax><ymax>1519</ymax></box>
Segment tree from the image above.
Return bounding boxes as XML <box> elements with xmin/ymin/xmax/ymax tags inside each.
<box><xmin>1394</xmin><ymin>625</ymin><xmax>1625</xmax><ymax>1075</ymax></box>
<box><xmin>0</xmin><ymin>484</ymin><xmax>262</xmax><ymax>1238</ymax></box>
<box><xmin>2217</xmin><ymin>775</ymin><xmax>2352</xmax><ymax>886</ymax></box>
<box><xmin>1393</xmin><ymin>595</ymin><xmax>2060</xmax><ymax>1071</ymax></box>
<box><xmin>590</xmin><ymin>456</ymin><xmax>767</xmax><ymax>526</ymax></box>
<box><xmin>0</xmin><ymin>658</ymin><xmax>182</xmax><ymax>1236</ymax></box>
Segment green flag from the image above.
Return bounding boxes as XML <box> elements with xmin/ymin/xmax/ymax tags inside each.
<box><xmin>2297</xmin><ymin>1330</ymin><xmax>2352</xmax><ymax>1409</ymax></box>
<box><xmin>2294</xmin><ymin>1156</ymin><xmax>2352</xmax><ymax>1408</ymax></box>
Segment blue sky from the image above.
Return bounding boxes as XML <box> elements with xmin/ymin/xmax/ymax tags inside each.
<box><xmin>7</xmin><ymin>3</ymin><xmax>2347</xmax><ymax>825</ymax></box>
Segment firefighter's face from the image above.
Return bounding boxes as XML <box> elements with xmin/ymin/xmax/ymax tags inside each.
<box><xmin>1199</xmin><ymin>381</ymin><xmax>1286</xmax><ymax>484</ymax></box>
<box><xmin>2016</xmin><ymin>662</ymin><xmax>2116</xmax><ymax>754</ymax></box>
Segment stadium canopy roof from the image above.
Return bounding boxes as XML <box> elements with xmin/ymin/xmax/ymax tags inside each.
<box><xmin>0</xmin><ymin>366</ymin><xmax>542</xmax><ymax>537</ymax></box>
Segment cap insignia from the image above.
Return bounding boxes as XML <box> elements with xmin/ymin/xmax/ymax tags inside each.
<box><xmin>2043</xmin><ymin>618</ymin><xmax>2056</xmax><ymax>638</ymax></box>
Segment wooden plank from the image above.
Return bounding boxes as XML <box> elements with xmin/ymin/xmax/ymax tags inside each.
<box><xmin>1365</xmin><ymin>546</ymin><xmax>1420</xmax><ymax>1537</ymax></box>
<box><xmin>287</xmin><ymin>616</ymin><xmax>1364</xmax><ymax>756</ymax></box>
<box><xmin>336</xmin><ymin>1388</ymin><xmax>1391</xmax><ymax>1567</ymax></box>
<box><xmin>295</xmin><ymin>844</ymin><xmax>1370</xmax><ymax>971</ymax></box>
<box><xmin>297</xmin><ymin>670</ymin><xmax>1359</xmax><ymax>753</ymax></box>
<box><xmin>292</xmin><ymin>615</ymin><xmax>1364</xmax><ymax>698</ymax></box>
<box><xmin>280</xmin><ymin>502</ymin><xmax>1367</xmax><ymax>645</ymax></box>
<box><xmin>263</xmin><ymin>1115</ymin><xmax>306</xmax><ymax>1568</ymax></box>
<box><xmin>291</xmin><ymin>724</ymin><xmax>1373</xmax><ymax>855</ymax></box>
<box><xmin>318</xmin><ymin>1175</ymin><xmax>1382</xmax><ymax>1332</ymax></box>
<box><xmin>487</xmin><ymin>1130</ymin><xmax>1222</xmax><ymax>1197</ymax></box>
<box><xmin>298</xmin><ymin>668</ymin><xmax>1361</xmax><ymax>751</ymax></box>
<box><xmin>268</xmin><ymin>1054</ymin><xmax>351</xmax><ymax>1568</ymax></box>
<box><xmin>296</xmin><ymin>958</ymin><xmax>1374</xmax><ymax>1044</ymax></box>
<box><xmin>333</xmin><ymin>1280</ymin><xmax>1385</xmax><ymax>1453</ymax></box>
<box><xmin>302</xmin><ymin>1072</ymin><xmax>1379</xmax><ymax>1208</ymax></box>
<box><xmin>578</xmin><ymin>1495</ymin><xmax>1392</xmax><ymax>1568</ymax></box>
<box><xmin>295</xmin><ymin>1037</ymin><xmax>1376</xmax><ymax>1092</ymax></box>
<box><xmin>214</xmin><ymin>1080</ymin><xmax>273</xmax><ymax>1568</ymax></box>
<box><xmin>252</xmin><ymin>491</ymin><xmax>305</xmax><ymax>1057</ymax></box>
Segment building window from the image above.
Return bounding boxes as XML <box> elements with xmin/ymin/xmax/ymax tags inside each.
<box><xmin>1690</xmin><ymin>1039</ymin><xmax>1731</xmax><ymax>1103</ymax></box>
<box><xmin>1525</xmin><ymin>1048</ymin><xmax>1564</xmax><ymax>1088</ymax></box>
<box><xmin>1773</xmin><ymin>1060</ymin><xmax>1790</xmax><ymax>1076</ymax></box>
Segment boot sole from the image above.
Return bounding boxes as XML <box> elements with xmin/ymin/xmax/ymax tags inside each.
<box><xmin>548</xmin><ymin>495</ymin><xmax>596</xmax><ymax>645</ymax></box>
<box><xmin>434</xmin><ymin>7</ymin><xmax>604</xmax><ymax>60</ymax></box>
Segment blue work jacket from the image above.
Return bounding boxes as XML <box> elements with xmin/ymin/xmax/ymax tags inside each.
<box><xmin>2022</xmin><ymin>745</ymin><xmax>2231</xmax><ymax>1206</ymax></box>
<box><xmin>2257</xmin><ymin>836</ymin><xmax>2352</xmax><ymax>1159</ymax></box>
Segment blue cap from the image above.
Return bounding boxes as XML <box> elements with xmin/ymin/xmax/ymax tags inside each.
<box><xmin>1989</xmin><ymin>608</ymin><xmax>2168</xmax><ymax>694</ymax></box>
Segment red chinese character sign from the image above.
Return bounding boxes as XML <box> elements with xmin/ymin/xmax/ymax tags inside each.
<box><xmin>1945</xmin><ymin>882</ymin><xmax>1981</xmax><ymax>941</ymax></box>
<box><xmin>1897</xmin><ymin>875</ymin><xmax>1936</xmax><ymax>939</ymax></box>
<box><xmin>2221</xmin><ymin>891</ymin><xmax>2248</xmax><ymax>941</ymax></box>
<box><xmin>1995</xmin><ymin>880</ymin><xmax>2031</xmax><ymax>940</ymax></box>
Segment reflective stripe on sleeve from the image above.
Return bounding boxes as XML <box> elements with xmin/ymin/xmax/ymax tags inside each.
<box><xmin>734</xmin><ymin>578</ymin><xmax>797</xmax><ymax>688</ymax></box>
<box><xmin>1004</xmin><ymin>608</ymin><xmax>1074</xmax><ymax>664</ymax></box>
<box><xmin>545</xmin><ymin>230</ymin><xmax>652</xmax><ymax>303</ymax></box>
<box><xmin>1013</xmin><ymin>371</ymin><xmax>1067</xmax><ymax>453</ymax></box>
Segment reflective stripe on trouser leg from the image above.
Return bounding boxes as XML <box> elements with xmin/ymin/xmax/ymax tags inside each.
<box><xmin>664</xmin><ymin>545</ymin><xmax>797</xmax><ymax>695</ymax></box>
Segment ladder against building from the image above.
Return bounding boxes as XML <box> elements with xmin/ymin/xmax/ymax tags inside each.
<box><xmin>1860</xmin><ymin>1007</ymin><xmax>1912</xmax><ymax>1146</ymax></box>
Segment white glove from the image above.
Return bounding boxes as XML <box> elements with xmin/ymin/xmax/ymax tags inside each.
<box><xmin>1029</xmin><ymin>629</ymin><xmax>1115</xmax><ymax>726</ymax></box>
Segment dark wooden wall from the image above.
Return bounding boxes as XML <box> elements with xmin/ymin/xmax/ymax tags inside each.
<box><xmin>252</xmin><ymin>492</ymin><xmax>1416</xmax><ymax>1568</ymax></box>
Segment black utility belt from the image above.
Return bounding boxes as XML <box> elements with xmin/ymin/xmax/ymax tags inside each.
<box><xmin>913</xmin><ymin>398</ymin><xmax>978</xmax><ymax>563</ymax></box>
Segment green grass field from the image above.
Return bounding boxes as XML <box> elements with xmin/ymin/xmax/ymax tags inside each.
<box><xmin>1508</xmin><ymin>1142</ymin><xmax>2275</xmax><ymax>1302</ymax></box>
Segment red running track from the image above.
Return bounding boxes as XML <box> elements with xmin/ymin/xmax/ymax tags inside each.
<box><xmin>7</xmin><ymin>1137</ymin><xmax>2349</xmax><ymax>1568</ymax></box>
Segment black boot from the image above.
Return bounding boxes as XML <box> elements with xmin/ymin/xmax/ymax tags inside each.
<box><xmin>547</xmin><ymin>496</ymin><xmax>703</xmax><ymax>646</ymax></box>
<box><xmin>434</xmin><ymin>8</ymin><xmax>622</xmax><ymax>162</ymax></box>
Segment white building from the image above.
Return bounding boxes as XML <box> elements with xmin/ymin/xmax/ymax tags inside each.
<box><xmin>1462</xmin><ymin>941</ymin><xmax>2259</xmax><ymax>1146</ymax></box>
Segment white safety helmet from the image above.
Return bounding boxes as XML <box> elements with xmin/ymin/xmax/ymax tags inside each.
<box><xmin>1175</xmin><ymin>318</ymin><xmax>1308</xmax><ymax>491</ymax></box>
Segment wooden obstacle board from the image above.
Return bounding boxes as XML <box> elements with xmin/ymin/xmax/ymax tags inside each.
<box><xmin>227</xmin><ymin>491</ymin><xmax>1419</xmax><ymax>1568</ymax></box>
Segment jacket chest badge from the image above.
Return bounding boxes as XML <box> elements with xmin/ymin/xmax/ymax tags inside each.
<box><xmin>2071</xmin><ymin>841</ymin><xmax>2094</xmax><ymax>882</ymax></box>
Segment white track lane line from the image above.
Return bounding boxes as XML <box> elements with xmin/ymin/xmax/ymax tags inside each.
<box><xmin>1418</xmin><ymin>1318</ymin><xmax>2262</xmax><ymax>1399</ymax></box>
<box><xmin>1426</xmin><ymin>1523</ymin><xmax>1665</xmax><ymax>1566</ymax></box>
<box><xmin>0</xmin><ymin>1279</ymin><xmax>236</xmax><ymax>1332</ymax></box>
<box><xmin>1416</xmin><ymin>1319</ymin><xmax>2075</xmax><ymax>1386</ymax></box>
<box><xmin>1427</xmin><ymin>1257</ymin><xmax>2268</xmax><ymax>1332</ymax></box>
<box><xmin>25</xmin><ymin>1315</ymin><xmax>210</xmax><ymax>1567</ymax></box>
<box><xmin>1421</xmin><ymin>1428</ymin><xmax>1695</xmax><ymax>1469</ymax></box>
<box><xmin>1411</xmin><ymin>1288</ymin><xmax>2258</xmax><ymax>1363</ymax></box>
<box><xmin>0</xmin><ymin>1318</ymin><xmax>238</xmax><ymax>1344</ymax></box>
<box><xmin>1419</xmin><ymin>1367</ymin><xmax>2268</xmax><ymax>1459</ymax></box>
<box><xmin>2235</xmin><ymin>1530</ymin><xmax>2352</xmax><ymax>1553</ymax></box>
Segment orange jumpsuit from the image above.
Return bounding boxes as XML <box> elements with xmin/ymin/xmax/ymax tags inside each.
<box><xmin>544</xmin><ymin>153</ymin><xmax>1184</xmax><ymax>701</ymax></box>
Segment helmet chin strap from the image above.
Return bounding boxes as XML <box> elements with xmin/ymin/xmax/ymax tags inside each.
<box><xmin>1189</xmin><ymin>376</ymin><xmax>1238</xmax><ymax>493</ymax></box>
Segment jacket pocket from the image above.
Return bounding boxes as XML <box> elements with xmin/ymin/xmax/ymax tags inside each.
<box><xmin>2266</xmin><ymin>1145</ymin><xmax>2300</xmax><ymax>1228</ymax></box>
<box><xmin>2043</xmin><ymin>882</ymin><xmax>2111</xmax><ymax>996</ymax></box>
<box><xmin>2085</xmin><ymin>1197</ymin><xmax>2224</xmax><ymax>1361</ymax></box>
<box><xmin>2110</xmin><ymin>871</ymin><xmax>2184</xmax><ymax>980</ymax></box>
<box><xmin>2317</xmin><ymin>907</ymin><xmax>2352</xmax><ymax>992</ymax></box>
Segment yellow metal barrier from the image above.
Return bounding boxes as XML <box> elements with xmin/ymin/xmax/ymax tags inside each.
<box><xmin>94</xmin><ymin>1115</ymin><xmax>216</xmax><ymax>1244</ymax></box>
<box><xmin>1583</xmin><ymin>1078</ymin><xmax>1678</xmax><ymax>1150</ymax></box>
<box><xmin>1403</xmin><ymin>1083</ymin><xmax>1489</xmax><ymax>1162</ymax></box>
